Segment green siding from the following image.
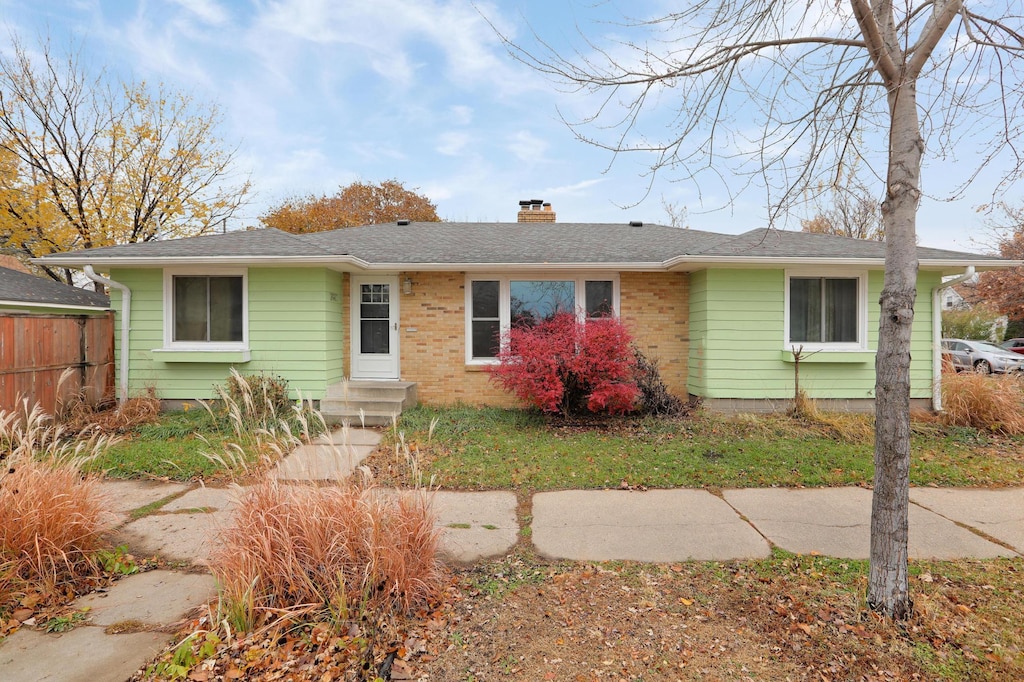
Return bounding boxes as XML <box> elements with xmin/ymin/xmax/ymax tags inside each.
<box><xmin>687</xmin><ymin>268</ymin><xmax>940</xmax><ymax>400</ymax></box>
<box><xmin>109</xmin><ymin>267</ymin><xmax>345</xmax><ymax>400</ymax></box>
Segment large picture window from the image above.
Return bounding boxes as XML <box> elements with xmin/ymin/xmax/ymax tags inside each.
<box><xmin>466</xmin><ymin>275</ymin><xmax>618</xmax><ymax>360</ymax></box>
<box><xmin>787</xmin><ymin>273</ymin><xmax>864</xmax><ymax>347</ymax></box>
<box><xmin>164</xmin><ymin>270</ymin><xmax>247</xmax><ymax>349</ymax></box>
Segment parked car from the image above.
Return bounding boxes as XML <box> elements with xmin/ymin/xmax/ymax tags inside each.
<box><xmin>941</xmin><ymin>338</ymin><xmax>1024</xmax><ymax>374</ymax></box>
<box><xmin>1000</xmin><ymin>338</ymin><xmax>1024</xmax><ymax>355</ymax></box>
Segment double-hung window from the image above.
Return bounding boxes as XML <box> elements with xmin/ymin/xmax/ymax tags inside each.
<box><xmin>164</xmin><ymin>270</ymin><xmax>248</xmax><ymax>349</ymax></box>
<box><xmin>786</xmin><ymin>272</ymin><xmax>865</xmax><ymax>349</ymax></box>
<box><xmin>466</xmin><ymin>275</ymin><xmax>618</xmax><ymax>362</ymax></box>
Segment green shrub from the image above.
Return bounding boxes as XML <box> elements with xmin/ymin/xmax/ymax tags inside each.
<box><xmin>941</xmin><ymin>305</ymin><xmax>1005</xmax><ymax>342</ymax></box>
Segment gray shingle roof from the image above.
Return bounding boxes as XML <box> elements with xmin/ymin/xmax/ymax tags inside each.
<box><xmin>35</xmin><ymin>222</ymin><xmax>1001</xmax><ymax>266</ymax></box>
<box><xmin>50</xmin><ymin>228</ymin><xmax>327</xmax><ymax>259</ymax></box>
<box><xmin>0</xmin><ymin>267</ymin><xmax>110</xmax><ymax>308</ymax></box>
<box><xmin>699</xmin><ymin>228</ymin><xmax>1002</xmax><ymax>261</ymax></box>
<box><xmin>301</xmin><ymin>222</ymin><xmax>738</xmax><ymax>263</ymax></box>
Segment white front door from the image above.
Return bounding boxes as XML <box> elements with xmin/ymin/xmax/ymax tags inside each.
<box><xmin>351</xmin><ymin>276</ymin><xmax>399</xmax><ymax>379</ymax></box>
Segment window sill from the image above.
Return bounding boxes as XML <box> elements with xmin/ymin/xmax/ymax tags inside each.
<box><xmin>780</xmin><ymin>350</ymin><xmax>874</xmax><ymax>364</ymax></box>
<box><xmin>152</xmin><ymin>348</ymin><xmax>251</xmax><ymax>363</ymax></box>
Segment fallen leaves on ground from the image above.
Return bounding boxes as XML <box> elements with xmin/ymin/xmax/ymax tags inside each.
<box><xmin>132</xmin><ymin>553</ymin><xmax>1023</xmax><ymax>681</ymax></box>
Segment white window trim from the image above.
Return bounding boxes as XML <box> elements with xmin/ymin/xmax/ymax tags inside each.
<box><xmin>161</xmin><ymin>268</ymin><xmax>249</xmax><ymax>351</ymax></box>
<box><xmin>783</xmin><ymin>268</ymin><xmax>868</xmax><ymax>351</ymax></box>
<box><xmin>464</xmin><ymin>273</ymin><xmax>621</xmax><ymax>364</ymax></box>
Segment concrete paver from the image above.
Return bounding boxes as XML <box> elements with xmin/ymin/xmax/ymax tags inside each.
<box><xmin>115</xmin><ymin>511</ymin><xmax>231</xmax><ymax>565</ymax></box>
<box><xmin>532</xmin><ymin>489</ymin><xmax>771</xmax><ymax>562</ymax></box>
<box><xmin>724</xmin><ymin>487</ymin><xmax>1016</xmax><ymax>559</ymax></box>
<box><xmin>76</xmin><ymin>570</ymin><xmax>217</xmax><ymax>627</ymax></box>
<box><xmin>95</xmin><ymin>479</ymin><xmax>190</xmax><ymax>525</ymax></box>
<box><xmin>910</xmin><ymin>487</ymin><xmax>1024</xmax><ymax>554</ymax></box>
<box><xmin>432</xmin><ymin>491</ymin><xmax>519</xmax><ymax>563</ymax></box>
<box><xmin>0</xmin><ymin>627</ymin><xmax>169</xmax><ymax>682</ymax></box>
<box><xmin>162</xmin><ymin>485</ymin><xmax>241</xmax><ymax>513</ymax></box>
<box><xmin>271</xmin><ymin>442</ymin><xmax>376</xmax><ymax>481</ymax></box>
<box><xmin>315</xmin><ymin>427</ymin><xmax>383</xmax><ymax>447</ymax></box>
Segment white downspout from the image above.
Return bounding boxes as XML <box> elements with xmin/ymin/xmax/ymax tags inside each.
<box><xmin>84</xmin><ymin>266</ymin><xmax>130</xmax><ymax>404</ymax></box>
<box><xmin>932</xmin><ymin>266</ymin><xmax>975</xmax><ymax>412</ymax></box>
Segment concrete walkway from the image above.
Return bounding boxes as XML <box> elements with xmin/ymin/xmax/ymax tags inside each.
<box><xmin>1</xmin><ymin>426</ymin><xmax>1021</xmax><ymax>681</ymax></box>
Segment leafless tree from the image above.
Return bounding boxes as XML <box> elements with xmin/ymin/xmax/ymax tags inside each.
<box><xmin>802</xmin><ymin>180</ymin><xmax>884</xmax><ymax>240</ymax></box>
<box><xmin>660</xmin><ymin>196</ymin><xmax>689</xmax><ymax>228</ymax></box>
<box><xmin>502</xmin><ymin>2</ymin><xmax>1024</xmax><ymax>618</ymax></box>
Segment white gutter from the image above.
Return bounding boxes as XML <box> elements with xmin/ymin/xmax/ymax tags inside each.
<box><xmin>83</xmin><ymin>266</ymin><xmax>130</xmax><ymax>404</ymax></box>
<box><xmin>932</xmin><ymin>266</ymin><xmax>975</xmax><ymax>411</ymax></box>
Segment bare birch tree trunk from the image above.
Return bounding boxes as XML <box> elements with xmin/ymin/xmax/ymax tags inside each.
<box><xmin>869</xmin><ymin>80</ymin><xmax>922</xmax><ymax>620</ymax></box>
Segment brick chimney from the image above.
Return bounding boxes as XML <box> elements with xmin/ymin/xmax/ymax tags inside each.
<box><xmin>517</xmin><ymin>199</ymin><xmax>555</xmax><ymax>223</ymax></box>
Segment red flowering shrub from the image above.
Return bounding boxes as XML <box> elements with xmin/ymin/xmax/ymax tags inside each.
<box><xmin>488</xmin><ymin>312</ymin><xmax>639</xmax><ymax>415</ymax></box>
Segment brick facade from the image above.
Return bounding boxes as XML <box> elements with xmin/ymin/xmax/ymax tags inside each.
<box><xmin>342</xmin><ymin>270</ymin><xmax>690</xmax><ymax>407</ymax></box>
<box><xmin>619</xmin><ymin>272</ymin><xmax>690</xmax><ymax>397</ymax></box>
<box><xmin>397</xmin><ymin>271</ymin><xmax>516</xmax><ymax>406</ymax></box>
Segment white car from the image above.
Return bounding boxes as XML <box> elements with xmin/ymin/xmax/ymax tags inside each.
<box><xmin>941</xmin><ymin>338</ymin><xmax>1024</xmax><ymax>374</ymax></box>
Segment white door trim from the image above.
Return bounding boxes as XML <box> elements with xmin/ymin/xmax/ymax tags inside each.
<box><xmin>350</xmin><ymin>275</ymin><xmax>400</xmax><ymax>379</ymax></box>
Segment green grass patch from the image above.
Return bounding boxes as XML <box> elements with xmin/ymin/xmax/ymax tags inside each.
<box><xmin>83</xmin><ymin>409</ymin><xmax>248</xmax><ymax>481</ymax></box>
<box><xmin>388</xmin><ymin>406</ymin><xmax>1024</xmax><ymax>491</ymax></box>
<box><xmin>87</xmin><ymin>432</ymin><xmax>235</xmax><ymax>480</ymax></box>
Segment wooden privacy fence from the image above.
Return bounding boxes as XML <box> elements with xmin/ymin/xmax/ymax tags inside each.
<box><xmin>0</xmin><ymin>312</ymin><xmax>115</xmax><ymax>416</ymax></box>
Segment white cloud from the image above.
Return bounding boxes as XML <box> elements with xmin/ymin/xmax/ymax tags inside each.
<box><xmin>436</xmin><ymin>131</ymin><xmax>471</xmax><ymax>156</ymax></box>
<box><xmin>507</xmin><ymin>130</ymin><xmax>548</xmax><ymax>162</ymax></box>
<box><xmin>450</xmin><ymin>105</ymin><xmax>473</xmax><ymax>125</ymax></box>
<box><xmin>169</xmin><ymin>0</ymin><xmax>229</xmax><ymax>26</ymax></box>
<box><xmin>541</xmin><ymin>178</ymin><xmax>605</xmax><ymax>196</ymax></box>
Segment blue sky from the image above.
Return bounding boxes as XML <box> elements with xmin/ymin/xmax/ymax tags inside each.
<box><xmin>0</xmin><ymin>0</ymin><xmax>1014</xmax><ymax>252</ymax></box>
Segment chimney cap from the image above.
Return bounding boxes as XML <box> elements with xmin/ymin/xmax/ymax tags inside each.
<box><xmin>518</xmin><ymin>200</ymin><xmax>531</xmax><ymax>207</ymax></box>
<box><xmin>530</xmin><ymin>199</ymin><xmax>543</xmax><ymax>205</ymax></box>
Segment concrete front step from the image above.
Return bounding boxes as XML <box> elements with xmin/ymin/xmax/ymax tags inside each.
<box><xmin>321</xmin><ymin>380</ymin><xmax>417</xmax><ymax>426</ymax></box>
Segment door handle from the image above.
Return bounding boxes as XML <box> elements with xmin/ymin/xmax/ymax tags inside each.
<box><xmin>393</xmin><ymin>322</ymin><xmax>399</xmax><ymax>331</ymax></box>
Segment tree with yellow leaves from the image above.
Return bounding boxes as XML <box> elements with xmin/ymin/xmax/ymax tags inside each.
<box><xmin>0</xmin><ymin>37</ymin><xmax>249</xmax><ymax>284</ymax></box>
<box><xmin>260</xmin><ymin>179</ymin><xmax>440</xmax><ymax>234</ymax></box>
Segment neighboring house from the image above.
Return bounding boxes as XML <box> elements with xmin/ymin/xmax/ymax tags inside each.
<box><xmin>35</xmin><ymin>200</ymin><xmax>1012</xmax><ymax>416</ymax></box>
<box><xmin>0</xmin><ymin>264</ymin><xmax>110</xmax><ymax>314</ymax></box>
<box><xmin>941</xmin><ymin>286</ymin><xmax>967</xmax><ymax>311</ymax></box>
<box><xmin>0</xmin><ymin>263</ymin><xmax>114</xmax><ymax>414</ymax></box>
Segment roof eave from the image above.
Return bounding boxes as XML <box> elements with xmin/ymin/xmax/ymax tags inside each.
<box><xmin>32</xmin><ymin>255</ymin><xmax>374</xmax><ymax>270</ymax></box>
<box><xmin>664</xmin><ymin>255</ymin><xmax>1015</xmax><ymax>271</ymax></box>
<box><xmin>0</xmin><ymin>299</ymin><xmax>109</xmax><ymax>312</ymax></box>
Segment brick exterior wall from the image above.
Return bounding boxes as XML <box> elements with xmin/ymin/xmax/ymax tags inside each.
<box><xmin>398</xmin><ymin>271</ymin><xmax>516</xmax><ymax>406</ymax></box>
<box><xmin>618</xmin><ymin>272</ymin><xmax>690</xmax><ymax>397</ymax></box>
<box><xmin>398</xmin><ymin>270</ymin><xmax>690</xmax><ymax>406</ymax></box>
<box><xmin>342</xmin><ymin>270</ymin><xmax>690</xmax><ymax>407</ymax></box>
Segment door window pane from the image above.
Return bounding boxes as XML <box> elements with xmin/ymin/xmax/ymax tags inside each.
<box><xmin>360</xmin><ymin>284</ymin><xmax>391</xmax><ymax>354</ymax></box>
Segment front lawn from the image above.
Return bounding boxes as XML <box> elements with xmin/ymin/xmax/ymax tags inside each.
<box><xmin>373</xmin><ymin>405</ymin><xmax>1024</xmax><ymax>491</ymax></box>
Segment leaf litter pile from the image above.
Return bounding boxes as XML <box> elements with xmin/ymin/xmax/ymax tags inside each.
<box><xmin>135</xmin><ymin>551</ymin><xmax>1022</xmax><ymax>681</ymax></box>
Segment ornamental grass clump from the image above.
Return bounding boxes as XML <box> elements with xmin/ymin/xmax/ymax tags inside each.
<box><xmin>210</xmin><ymin>478</ymin><xmax>445</xmax><ymax>633</ymax></box>
<box><xmin>489</xmin><ymin>312</ymin><xmax>639</xmax><ymax>415</ymax></box>
<box><xmin>940</xmin><ymin>371</ymin><xmax>1024</xmax><ymax>434</ymax></box>
<box><xmin>0</xmin><ymin>400</ymin><xmax>115</xmax><ymax>606</ymax></box>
